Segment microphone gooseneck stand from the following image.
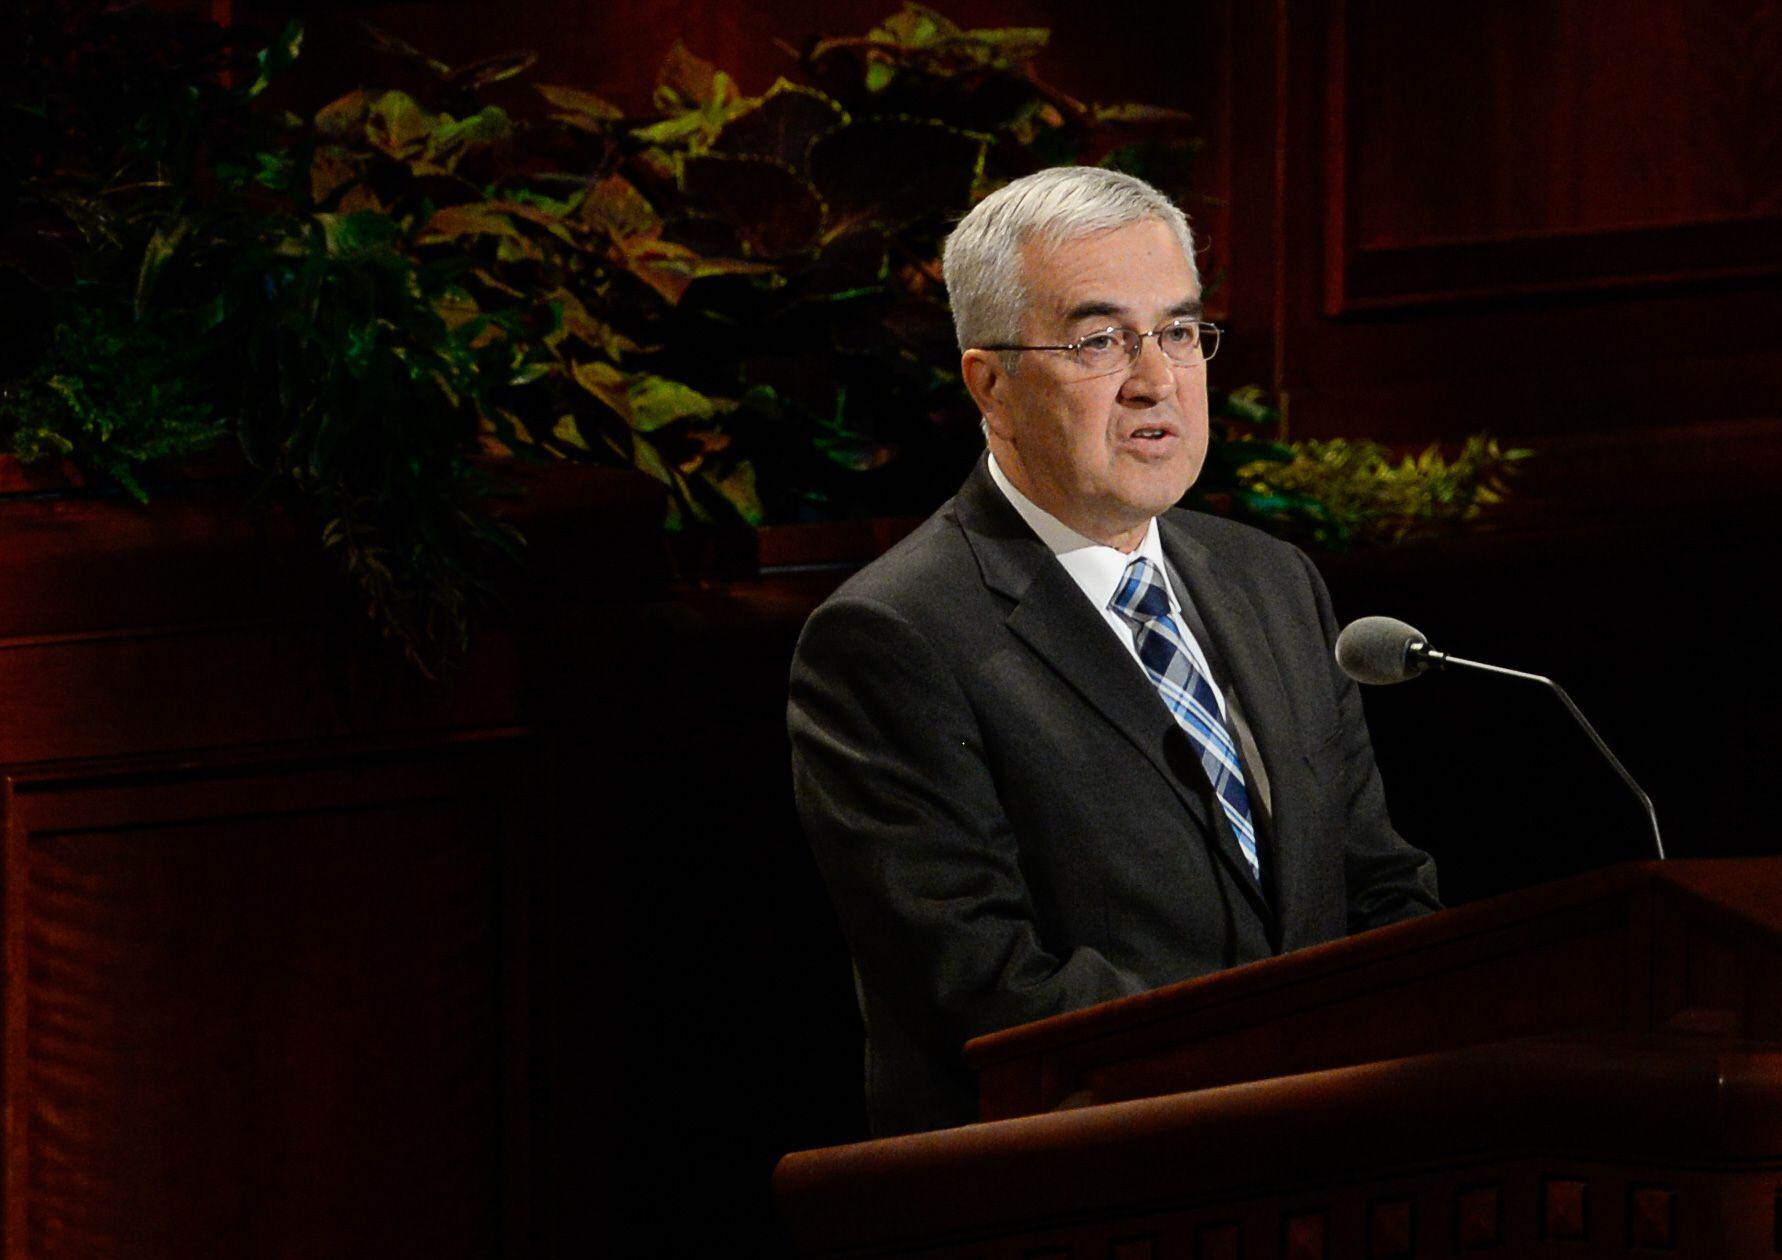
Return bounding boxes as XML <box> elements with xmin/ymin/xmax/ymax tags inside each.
<box><xmin>1404</xmin><ymin>639</ymin><xmax>1666</xmax><ymax>862</ymax></box>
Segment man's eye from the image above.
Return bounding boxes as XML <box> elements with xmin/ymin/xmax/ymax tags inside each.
<box><xmin>1078</xmin><ymin>332</ymin><xmax>1120</xmax><ymax>354</ymax></box>
<box><xmin>1160</xmin><ymin>322</ymin><xmax>1197</xmax><ymax>345</ymax></box>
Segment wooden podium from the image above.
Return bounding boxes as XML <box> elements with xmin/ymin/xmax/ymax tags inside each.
<box><xmin>774</xmin><ymin>859</ymin><xmax>1782</xmax><ymax>1258</ymax></box>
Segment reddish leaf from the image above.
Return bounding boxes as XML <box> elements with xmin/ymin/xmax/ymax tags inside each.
<box><xmin>793</xmin><ymin>226</ymin><xmax>888</xmax><ymax>298</ymax></box>
<box><xmin>1092</xmin><ymin>102</ymin><xmax>1195</xmax><ymax>127</ymax></box>
<box><xmin>808</xmin><ymin>117</ymin><xmax>984</xmax><ymax>237</ymax></box>
<box><xmin>879</xmin><ymin>296</ymin><xmax>957</xmax><ymax>357</ymax></box>
<box><xmin>617</xmin><ymin>239</ymin><xmax>773</xmax><ymax>305</ymax></box>
<box><xmin>315</xmin><ymin>89</ymin><xmax>372</xmax><ymax>139</ymax></box>
<box><xmin>579</xmin><ymin>174</ymin><xmax>662</xmax><ymax>241</ymax></box>
<box><xmin>547</xmin><ymin>289</ymin><xmax>643</xmax><ymax>359</ymax></box>
<box><xmin>570</xmin><ymin>360</ymin><xmax>632</xmax><ymax>421</ymax></box>
<box><xmin>419</xmin><ymin>204</ymin><xmax>527</xmax><ymax>248</ymax></box>
<box><xmin>309</xmin><ymin>147</ymin><xmax>362</xmax><ymax>205</ymax></box>
<box><xmin>713</xmin><ymin>81</ymin><xmax>847</xmax><ymax>168</ymax></box>
<box><xmin>681</xmin><ymin>154</ymin><xmax>824</xmax><ymax>256</ymax></box>
<box><xmin>358</xmin><ymin>21</ymin><xmax>452</xmax><ymax>79</ymax></box>
<box><xmin>448</xmin><ymin>49</ymin><xmax>538</xmax><ymax>91</ymax></box>
<box><xmin>536</xmin><ymin>83</ymin><xmax>622</xmax><ymax>132</ymax></box>
<box><xmin>873</xmin><ymin>3</ymin><xmax>963</xmax><ymax>49</ymax></box>
<box><xmin>654</xmin><ymin>42</ymin><xmax>724</xmax><ymax>110</ymax></box>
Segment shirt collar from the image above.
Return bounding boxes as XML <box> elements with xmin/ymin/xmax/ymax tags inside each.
<box><xmin>985</xmin><ymin>452</ymin><xmax>1179</xmax><ymax>615</ymax></box>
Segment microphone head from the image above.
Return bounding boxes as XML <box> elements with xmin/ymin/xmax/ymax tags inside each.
<box><xmin>1335</xmin><ymin>616</ymin><xmax>1434</xmax><ymax>685</ymax></box>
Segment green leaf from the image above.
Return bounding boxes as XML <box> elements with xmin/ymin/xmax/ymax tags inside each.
<box><xmin>548</xmin><ymin>289</ymin><xmax>644</xmax><ymax>359</ymax></box>
<box><xmin>419</xmin><ymin>204</ymin><xmax>526</xmax><ymax>247</ymax></box>
<box><xmin>625</xmin><ymin>435</ymin><xmax>684</xmax><ymax>526</ymax></box>
<box><xmin>309</xmin><ymin>147</ymin><xmax>364</xmax><ymax>205</ymax></box>
<box><xmin>1218</xmin><ymin>386</ymin><xmax>1281</xmax><ymax>426</ymax></box>
<box><xmin>570</xmin><ymin>360</ymin><xmax>633</xmax><ymax>420</ymax></box>
<box><xmin>321</xmin><ymin>211</ymin><xmax>404</xmax><ymax>255</ymax></box>
<box><xmin>627</xmin><ymin>374</ymin><xmax>718</xmax><ymax>432</ymax></box>
<box><xmin>707</xmin><ymin>460</ymin><xmax>764</xmax><ymax>525</ymax></box>
<box><xmin>135</xmin><ymin>221</ymin><xmax>189</xmax><ymax>318</ymax></box>
<box><xmin>359</xmin><ymin>21</ymin><xmax>453</xmax><ymax>80</ymax></box>
<box><xmin>646</xmin><ymin>43</ymin><xmax>749</xmax><ymax>151</ymax></box>
<box><xmin>366</xmin><ymin>91</ymin><xmax>435</xmax><ymax>159</ymax></box>
<box><xmin>654</xmin><ymin>42</ymin><xmax>729</xmax><ymax>112</ymax></box>
<box><xmin>551</xmin><ymin>414</ymin><xmax>591</xmax><ymax>452</ymax></box>
<box><xmin>578</xmin><ymin>174</ymin><xmax>662</xmax><ymax>240</ymax></box>
<box><xmin>434</xmin><ymin>106</ymin><xmax>515</xmax><ymax>155</ymax></box>
<box><xmin>250</xmin><ymin>21</ymin><xmax>305</xmax><ymax>98</ymax></box>
<box><xmin>536</xmin><ymin>83</ymin><xmax>623</xmax><ymax>130</ymax></box>
<box><xmin>1092</xmin><ymin>103</ymin><xmax>1194</xmax><ymax>126</ymax></box>
<box><xmin>255</xmin><ymin>150</ymin><xmax>295</xmax><ymax>191</ymax></box>
<box><xmin>873</xmin><ymin>5</ymin><xmax>959</xmax><ymax>49</ymax></box>
<box><xmin>615</xmin><ymin>238</ymin><xmax>774</xmax><ymax>305</ymax></box>
<box><xmin>452</xmin><ymin>49</ymin><xmax>538</xmax><ymax>90</ymax></box>
<box><xmin>315</xmin><ymin>89</ymin><xmax>373</xmax><ymax>138</ymax></box>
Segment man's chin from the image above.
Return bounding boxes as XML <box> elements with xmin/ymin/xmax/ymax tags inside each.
<box><xmin>1127</xmin><ymin>468</ymin><xmax>1200</xmax><ymax>516</ymax></box>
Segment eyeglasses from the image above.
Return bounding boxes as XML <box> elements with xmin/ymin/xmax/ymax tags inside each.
<box><xmin>977</xmin><ymin>319</ymin><xmax>1221</xmax><ymax>378</ymax></box>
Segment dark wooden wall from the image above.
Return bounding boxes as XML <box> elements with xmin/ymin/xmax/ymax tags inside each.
<box><xmin>31</xmin><ymin>1</ymin><xmax>1782</xmax><ymax>1256</ymax></box>
<box><xmin>1220</xmin><ymin>0</ymin><xmax>1782</xmax><ymax>453</ymax></box>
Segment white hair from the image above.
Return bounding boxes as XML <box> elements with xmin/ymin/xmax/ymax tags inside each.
<box><xmin>940</xmin><ymin>167</ymin><xmax>1199</xmax><ymax>353</ymax></box>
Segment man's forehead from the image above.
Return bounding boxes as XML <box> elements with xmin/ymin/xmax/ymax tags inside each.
<box><xmin>1059</xmin><ymin>293</ymin><xmax>1203</xmax><ymax>325</ymax></box>
<box><xmin>1020</xmin><ymin>220</ymin><xmax>1200</xmax><ymax>323</ymax></box>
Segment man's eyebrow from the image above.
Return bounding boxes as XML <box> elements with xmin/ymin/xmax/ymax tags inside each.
<box><xmin>1063</xmin><ymin>300</ymin><xmax>1124</xmax><ymax>324</ymax></box>
<box><xmin>1062</xmin><ymin>297</ymin><xmax>1203</xmax><ymax>324</ymax></box>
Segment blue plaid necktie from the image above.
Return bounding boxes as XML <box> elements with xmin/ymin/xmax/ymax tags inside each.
<box><xmin>1111</xmin><ymin>557</ymin><xmax>1260</xmax><ymax>880</ymax></box>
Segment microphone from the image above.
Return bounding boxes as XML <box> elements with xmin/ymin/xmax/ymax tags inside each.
<box><xmin>1335</xmin><ymin>616</ymin><xmax>1665</xmax><ymax>861</ymax></box>
<box><xmin>1335</xmin><ymin>616</ymin><xmax>1433</xmax><ymax>685</ymax></box>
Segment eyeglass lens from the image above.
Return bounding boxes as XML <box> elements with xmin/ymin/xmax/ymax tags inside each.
<box><xmin>1077</xmin><ymin>322</ymin><xmax>1219</xmax><ymax>372</ymax></box>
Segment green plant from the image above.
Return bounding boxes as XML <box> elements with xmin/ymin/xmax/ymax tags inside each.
<box><xmin>1242</xmin><ymin>432</ymin><xmax>1531</xmax><ymax>548</ymax></box>
<box><xmin>597</xmin><ymin>6</ymin><xmax>1208</xmax><ymax>525</ymax></box>
<box><xmin>0</xmin><ymin>1</ymin><xmax>1525</xmax><ymax>671</ymax></box>
<box><xmin>0</xmin><ymin>1</ymin><xmax>244</xmax><ymax>485</ymax></box>
<box><xmin>251</xmin><ymin>5</ymin><xmax>1211</xmax><ymax>540</ymax></box>
<box><xmin>1</xmin><ymin>304</ymin><xmax>222</xmax><ymax>498</ymax></box>
<box><xmin>3</xmin><ymin>5</ymin><xmax>535</xmax><ymax>668</ymax></box>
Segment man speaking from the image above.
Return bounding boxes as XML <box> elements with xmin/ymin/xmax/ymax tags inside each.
<box><xmin>788</xmin><ymin>167</ymin><xmax>1439</xmax><ymax>1137</ymax></box>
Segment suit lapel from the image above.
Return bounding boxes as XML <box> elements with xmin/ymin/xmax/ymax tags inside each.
<box><xmin>953</xmin><ymin>463</ymin><xmax>1216</xmax><ymax>837</ymax></box>
<box><xmin>1159</xmin><ymin>516</ymin><xmax>1310</xmax><ymax>930</ymax></box>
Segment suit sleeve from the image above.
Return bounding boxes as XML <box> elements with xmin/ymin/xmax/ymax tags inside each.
<box><xmin>788</xmin><ymin>593</ymin><xmax>1148</xmax><ymax>1060</ymax></box>
<box><xmin>1294</xmin><ymin>547</ymin><xmax>1443</xmax><ymax>930</ymax></box>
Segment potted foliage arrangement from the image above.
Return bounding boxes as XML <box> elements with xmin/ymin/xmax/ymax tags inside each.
<box><xmin>0</xmin><ymin>1</ymin><xmax>1522</xmax><ymax>667</ymax></box>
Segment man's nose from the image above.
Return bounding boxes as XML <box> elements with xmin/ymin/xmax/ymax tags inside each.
<box><xmin>1119</xmin><ymin>336</ymin><xmax>1178</xmax><ymax>402</ymax></box>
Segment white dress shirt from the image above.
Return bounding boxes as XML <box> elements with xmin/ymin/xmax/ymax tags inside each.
<box><xmin>985</xmin><ymin>452</ymin><xmax>1231</xmax><ymax>722</ymax></box>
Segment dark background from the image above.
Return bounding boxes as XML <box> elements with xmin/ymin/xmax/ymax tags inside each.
<box><xmin>6</xmin><ymin>0</ymin><xmax>1780</xmax><ymax>1255</ymax></box>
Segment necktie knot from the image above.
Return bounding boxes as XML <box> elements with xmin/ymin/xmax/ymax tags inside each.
<box><xmin>1111</xmin><ymin>556</ymin><xmax>1172</xmax><ymax>623</ymax></box>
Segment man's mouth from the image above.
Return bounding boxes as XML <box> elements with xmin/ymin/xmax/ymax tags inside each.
<box><xmin>1128</xmin><ymin>426</ymin><xmax>1175</xmax><ymax>441</ymax></box>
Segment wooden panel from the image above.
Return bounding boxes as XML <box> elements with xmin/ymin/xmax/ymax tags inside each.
<box><xmin>968</xmin><ymin>860</ymin><xmax>1782</xmax><ymax>1122</ymax></box>
<box><xmin>1</xmin><ymin>737</ymin><xmax>533</xmax><ymax>1260</ymax></box>
<box><xmin>1325</xmin><ymin>0</ymin><xmax>1782</xmax><ymax>312</ymax></box>
<box><xmin>0</xmin><ymin>466</ymin><xmax>673</xmax><ymax>1254</ymax></box>
<box><xmin>0</xmin><ymin>463</ymin><xmax>665</xmax><ymax>641</ymax></box>
<box><xmin>1213</xmin><ymin>1</ymin><xmax>1782</xmax><ymax>446</ymax></box>
<box><xmin>777</xmin><ymin>1041</ymin><xmax>1782</xmax><ymax>1257</ymax></box>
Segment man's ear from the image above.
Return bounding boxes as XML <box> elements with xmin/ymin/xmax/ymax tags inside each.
<box><xmin>961</xmin><ymin>349</ymin><xmax>1012</xmax><ymax>439</ymax></box>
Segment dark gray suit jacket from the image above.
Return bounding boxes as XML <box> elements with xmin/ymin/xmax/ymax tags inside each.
<box><xmin>788</xmin><ymin>460</ymin><xmax>1439</xmax><ymax>1135</ymax></box>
